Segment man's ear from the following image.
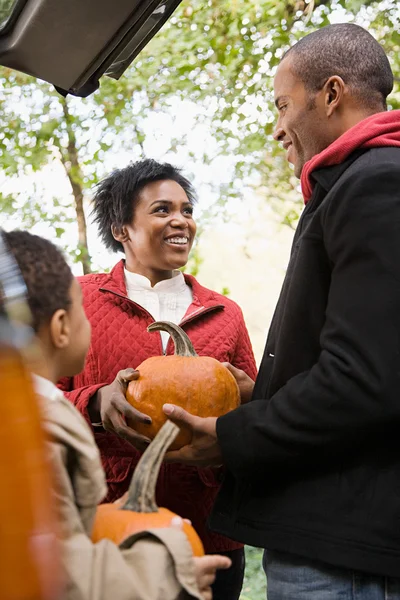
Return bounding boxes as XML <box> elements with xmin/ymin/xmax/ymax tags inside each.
<box><xmin>111</xmin><ymin>224</ymin><xmax>130</xmax><ymax>243</ymax></box>
<box><xmin>323</xmin><ymin>75</ymin><xmax>346</xmax><ymax>117</ymax></box>
<box><xmin>49</xmin><ymin>309</ymin><xmax>70</xmax><ymax>349</ymax></box>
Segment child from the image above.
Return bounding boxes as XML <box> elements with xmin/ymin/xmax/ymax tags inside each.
<box><xmin>4</xmin><ymin>230</ymin><xmax>231</xmax><ymax>600</ymax></box>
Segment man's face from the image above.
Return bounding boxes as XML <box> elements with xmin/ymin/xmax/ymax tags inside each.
<box><xmin>273</xmin><ymin>57</ymin><xmax>330</xmax><ymax>178</ymax></box>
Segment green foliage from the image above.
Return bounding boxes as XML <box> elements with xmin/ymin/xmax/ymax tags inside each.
<box><xmin>1</xmin><ymin>0</ymin><xmax>400</xmax><ymax>268</ymax></box>
<box><xmin>181</xmin><ymin>243</ymin><xmax>204</xmax><ymax>277</ymax></box>
<box><xmin>0</xmin><ymin>0</ymin><xmax>14</xmax><ymax>25</ymax></box>
<box><xmin>129</xmin><ymin>0</ymin><xmax>400</xmax><ymax>223</ymax></box>
<box><xmin>240</xmin><ymin>546</ymin><xmax>266</xmax><ymax>600</ymax></box>
<box><xmin>0</xmin><ymin>68</ymin><xmax>149</xmax><ymax>268</ymax></box>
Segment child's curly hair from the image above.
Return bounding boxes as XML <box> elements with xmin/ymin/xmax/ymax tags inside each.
<box><xmin>2</xmin><ymin>230</ymin><xmax>73</xmax><ymax>332</ymax></box>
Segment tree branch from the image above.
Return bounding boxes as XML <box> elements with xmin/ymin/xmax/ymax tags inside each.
<box><xmin>59</xmin><ymin>97</ymin><xmax>92</xmax><ymax>274</ymax></box>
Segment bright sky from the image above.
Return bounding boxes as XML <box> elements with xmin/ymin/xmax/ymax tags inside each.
<box><xmin>0</xmin><ymin>94</ymin><xmax>250</xmax><ymax>274</ymax></box>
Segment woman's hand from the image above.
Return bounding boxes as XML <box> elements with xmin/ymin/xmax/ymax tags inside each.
<box><xmin>89</xmin><ymin>368</ymin><xmax>152</xmax><ymax>451</ymax></box>
<box><xmin>222</xmin><ymin>363</ymin><xmax>255</xmax><ymax>404</ymax></box>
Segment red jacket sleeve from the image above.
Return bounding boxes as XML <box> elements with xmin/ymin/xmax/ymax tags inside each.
<box><xmin>58</xmin><ymin>377</ymin><xmax>105</xmax><ymax>426</ymax></box>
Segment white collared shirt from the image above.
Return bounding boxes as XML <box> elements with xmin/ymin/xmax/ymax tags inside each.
<box><xmin>32</xmin><ymin>373</ymin><xmax>65</xmax><ymax>402</ymax></box>
<box><xmin>124</xmin><ymin>269</ymin><xmax>193</xmax><ymax>352</ymax></box>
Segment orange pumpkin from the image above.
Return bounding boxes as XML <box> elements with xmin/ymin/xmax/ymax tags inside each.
<box><xmin>126</xmin><ymin>321</ymin><xmax>240</xmax><ymax>450</ymax></box>
<box><xmin>92</xmin><ymin>420</ymin><xmax>204</xmax><ymax>556</ymax></box>
<box><xmin>0</xmin><ymin>343</ymin><xmax>61</xmax><ymax>600</ymax></box>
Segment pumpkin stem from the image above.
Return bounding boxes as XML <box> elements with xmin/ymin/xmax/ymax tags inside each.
<box><xmin>147</xmin><ymin>321</ymin><xmax>198</xmax><ymax>357</ymax></box>
<box><xmin>123</xmin><ymin>420</ymin><xmax>179</xmax><ymax>513</ymax></box>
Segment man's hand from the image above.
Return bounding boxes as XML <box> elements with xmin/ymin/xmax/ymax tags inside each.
<box><xmin>162</xmin><ymin>404</ymin><xmax>223</xmax><ymax>466</ymax></box>
<box><xmin>88</xmin><ymin>368</ymin><xmax>151</xmax><ymax>451</ymax></box>
<box><xmin>222</xmin><ymin>363</ymin><xmax>255</xmax><ymax>404</ymax></box>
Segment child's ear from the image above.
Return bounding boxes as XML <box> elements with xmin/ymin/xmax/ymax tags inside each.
<box><xmin>49</xmin><ymin>309</ymin><xmax>71</xmax><ymax>349</ymax></box>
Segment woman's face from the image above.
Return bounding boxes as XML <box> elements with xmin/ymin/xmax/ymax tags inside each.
<box><xmin>116</xmin><ymin>179</ymin><xmax>197</xmax><ymax>284</ymax></box>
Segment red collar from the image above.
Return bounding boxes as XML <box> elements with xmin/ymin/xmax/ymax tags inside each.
<box><xmin>100</xmin><ymin>260</ymin><xmax>221</xmax><ymax>309</ymax></box>
<box><xmin>301</xmin><ymin>110</ymin><xmax>400</xmax><ymax>204</ymax></box>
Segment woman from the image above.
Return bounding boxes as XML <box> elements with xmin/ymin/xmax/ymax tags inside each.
<box><xmin>60</xmin><ymin>158</ymin><xmax>257</xmax><ymax>600</ymax></box>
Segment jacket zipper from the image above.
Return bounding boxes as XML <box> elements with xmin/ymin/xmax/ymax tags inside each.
<box><xmin>264</xmin><ymin>198</ymin><xmax>316</xmax><ymax>364</ymax></box>
<box><xmin>100</xmin><ymin>287</ymin><xmax>165</xmax><ymax>353</ymax></box>
<box><xmin>99</xmin><ymin>287</ymin><xmax>224</xmax><ymax>355</ymax></box>
<box><xmin>165</xmin><ymin>304</ymin><xmax>225</xmax><ymax>355</ymax></box>
<box><xmin>294</xmin><ymin>194</ymin><xmax>315</xmax><ymax>239</ymax></box>
<box><xmin>263</xmin><ymin>188</ymin><xmax>320</xmax><ymax>394</ymax></box>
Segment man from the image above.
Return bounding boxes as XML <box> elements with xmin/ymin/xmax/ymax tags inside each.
<box><xmin>162</xmin><ymin>23</ymin><xmax>400</xmax><ymax>598</ymax></box>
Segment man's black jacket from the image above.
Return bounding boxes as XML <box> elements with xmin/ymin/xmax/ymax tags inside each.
<box><xmin>211</xmin><ymin>147</ymin><xmax>400</xmax><ymax>577</ymax></box>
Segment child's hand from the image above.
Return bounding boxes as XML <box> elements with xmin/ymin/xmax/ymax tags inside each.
<box><xmin>170</xmin><ymin>516</ymin><xmax>231</xmax><ymax>598</ymax></box>
<box><xmin>193</xmin><ymin>555</ymin><xmax>232</xmax><ymax>600</ymax></box>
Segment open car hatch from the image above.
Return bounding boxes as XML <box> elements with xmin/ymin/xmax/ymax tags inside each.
<box><xmin>0</xmin><ymin>0</ymin><xmax>183</xmax><ymax>97</ymax></box>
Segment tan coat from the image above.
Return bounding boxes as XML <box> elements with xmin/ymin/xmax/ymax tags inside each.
<box><xmin>39</xmin><ymin>386</ymin><xmax>202</xmax><ymax>600</ymax></box>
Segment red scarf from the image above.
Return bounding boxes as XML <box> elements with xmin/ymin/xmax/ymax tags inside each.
<box><xmin>300</xmin><ymin>110</ymin><xmax>400</xmax><ymax>204</ymax></box>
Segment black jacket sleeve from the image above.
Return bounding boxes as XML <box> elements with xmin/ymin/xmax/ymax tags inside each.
<box><xmin>217</xmin><ymin>162</ymin><xmax>400</xmax><ymax>478</ymax></box>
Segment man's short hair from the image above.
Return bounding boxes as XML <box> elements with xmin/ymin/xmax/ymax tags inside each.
<box><xmin>284</xmin><ymin>23</ymin><xmax>393</xmax><ymax>109</ymax></box>
<box><xmin>91</xmin><ymin>158</ymin><xmax>197</xmax><ymax>254</ymax></box>
<box><xmin>2</xmin><ymin>230</ymin><xmax>73</xmax><ymax>332</ymax></box>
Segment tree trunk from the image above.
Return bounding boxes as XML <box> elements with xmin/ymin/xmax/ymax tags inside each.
<box><xmin>59</xmin><ymin>97</ymin><xmax>92</xmax><ymax>274</ymax></box>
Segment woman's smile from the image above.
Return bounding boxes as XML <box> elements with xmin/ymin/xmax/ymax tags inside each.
<box><xmin>164</xmin><ymin>234</ymin><xmax>190</xmax><ymax>247</ymax></box>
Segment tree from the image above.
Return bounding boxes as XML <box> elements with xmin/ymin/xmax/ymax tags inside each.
<box><xmin>0</xmin><ymin>69</ymin><xmax>153</xmax><ymax>273</ymax></box>
<box><xmin>1</xmin><ymin>0</ymin><xmax>399</xmax><ymax>271</ymax></box>
<box><xmin>125</xmin><ymin>0</ymin><xmax>400</xmax><ymax>228</ymax></box>
<box><xmin>0</xmin><ymin>0</ymin><xmax>14</xmax><ymax>24</ymax></box>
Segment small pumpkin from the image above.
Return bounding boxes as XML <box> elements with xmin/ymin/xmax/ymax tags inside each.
<box><xmin>92</xmin><ymin>420</ymin><xmax>204</xmax><ymax>556</ymax></box>
<box><xmin>126</xmin><ymin>321</ymin><xmax>240</xmax><ymax>450</ymax></box>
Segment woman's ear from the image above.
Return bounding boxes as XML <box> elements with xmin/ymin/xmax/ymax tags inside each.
<box><xmin>49</xmin><ymin>309</ymin><xmax>70</xmax><ymax>349</ymax></box>
<box><xmin>323</xmin><ymin>75</ymin><xmax>346</xmax><ymax>117</ymax></box>
<box><xmin>111</xmin><ymin>224</ymin><xmax>130</xmax><ymax>243</ymax></box>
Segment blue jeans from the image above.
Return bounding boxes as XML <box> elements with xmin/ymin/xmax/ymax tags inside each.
<box><xmin>263</xmin><ymin>550</ymin><xmax>400</xmax><ymax>600</ymax></box>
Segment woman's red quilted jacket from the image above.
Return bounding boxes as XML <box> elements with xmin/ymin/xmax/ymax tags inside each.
<box><xmin>59</xmin><ymin>260</ymin><xmax>257</xmax><ymax>553</ymax></box>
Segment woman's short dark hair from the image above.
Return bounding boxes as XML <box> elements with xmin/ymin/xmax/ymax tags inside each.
<box><xmin>91</xmin><ymin>158</ymin><xmax>197</xmax><ymax>253</ymax></box>
<box><xmin>2</xmin><ymin>230</ymin><xmax>73</xmax><ymax>332</ymax></box>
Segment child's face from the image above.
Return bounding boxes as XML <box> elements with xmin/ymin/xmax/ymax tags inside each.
<box><xmin>65</xmin><ymin>278</ymin><xmax>91</xmax><ymax>376</ymax></box>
